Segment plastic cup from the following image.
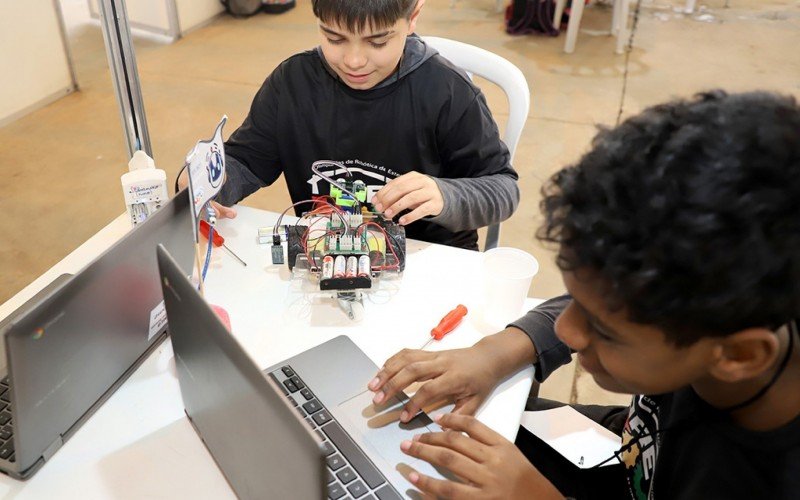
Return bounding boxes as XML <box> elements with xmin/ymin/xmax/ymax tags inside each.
<box><xmin>482</xmin><ymin>247</ymin><xmax>539</xmax><ymax>328</ymax></box>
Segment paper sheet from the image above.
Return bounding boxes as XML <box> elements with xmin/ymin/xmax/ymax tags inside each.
<box><xmin>520</xmin><ymin>406</ymin><xmax>622</xmax><ymax>468</ymax></box>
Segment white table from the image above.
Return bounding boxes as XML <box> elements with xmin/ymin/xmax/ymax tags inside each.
<box><xmin>0</xmin><ymin>206</ymin><xmax>539</xmax><ymax>499</ymax></box>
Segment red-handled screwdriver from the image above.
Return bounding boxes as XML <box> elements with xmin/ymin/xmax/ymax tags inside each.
<box><xmin>199</xmin><ymin>220</ymin><xmax>247</xmax><ymax>267</ymax></box>
<box><xmin>420</xmin><ymin>305</ymin><xmax>468</xmax><ymax>350</ymax></box>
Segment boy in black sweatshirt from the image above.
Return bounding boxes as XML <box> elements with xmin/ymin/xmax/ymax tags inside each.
<box><xmin>181</xmin><ymin>0</ymin><xmax>519</xmax><ymax>250</ymax></box>
<box><xmin>369</xmin><ymin>91</ymin><xmax>800</xmax><ymax>499</ymax></box>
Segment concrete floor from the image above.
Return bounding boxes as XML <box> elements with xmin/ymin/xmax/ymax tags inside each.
<box><xmin>1</xmin><ymin>0</ymin><xmax>798</xmax><ymax>405</ymax></box>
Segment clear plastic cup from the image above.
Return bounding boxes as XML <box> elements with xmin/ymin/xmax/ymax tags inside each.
<box><xmin>482</xmin><ymin>247</ymin><xmax>539</xmax><ymax>329</ymax></box>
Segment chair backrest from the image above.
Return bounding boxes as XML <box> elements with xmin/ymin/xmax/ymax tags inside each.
<box><xmin>422</xmin><ymin>36</ymin><xmax>530</xmax><ymax>251</ymax></box>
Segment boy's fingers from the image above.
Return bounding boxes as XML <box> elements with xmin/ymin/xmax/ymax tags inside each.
<box><xmin>212</xmin><ymin>202</ymin><xmax>237</xmax><ymax>219</ymax></box>
<box><xmin>384</xmin><ymin>189</ymin><xmax>427</xmax><ymax>218</ymax></box>
<box><xmin>370</xmin><ymin>349</ymin><xmax>431</xmax><ymax>390</ymax></box>
<box><xmin>416</xmin><ymin>430</ymin><xmax>490</xmax><ymax>464</ymax></box>
<box><xmin>401</xmin><ymin>378</ymin><xmax>452</xmax><ymax>421</ymax></box>
<box><xmin>452</xmin><ymin>397</ymin><xmax>482</xmax><ymax>417</ymax></box>
<box><xmin>374</xmin><ymin>174</ymin><xmax>427</xmax><ymax>210</ymax></box>
<box><xmin>407</xmin><ymin>469</ymin><xmax>481</xmax><ymax>500</ymax></box>
<box><xmin>374</xmin><ymin>360</ymin><xmax>441</xmax><ymax>405</ymax></box>
<box><xmin>401</xmin><ymin>440</ymin><xmax>484</xmax><ymax>486</ymax></box>
<box><xmin>435</xmin><ymin>414</ymin><xmax>503</xmax><ymax>446</ymax></box>
<box><xmin>399</xmin><ymin>201</ymin><xmax>440</xmax><ymax>225</ymax></box>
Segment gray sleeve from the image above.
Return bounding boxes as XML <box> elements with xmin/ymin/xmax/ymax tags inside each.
<box><xmin>508</xmin><ymin>294</ymin><xmax>573</xmax><ymax>383</ymax></box>
<box><xmin>213</xmin><ymin>154</ymin><xmax>268</xmax><ymax>207</ymax></box>
<box><xmin>426</xmin><ymin>172</ymin><xmax>520</xmax><ymax>232</ymax></box>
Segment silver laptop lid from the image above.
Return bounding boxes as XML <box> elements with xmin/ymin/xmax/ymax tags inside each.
<box><xmin>3</xmin><ymin>189</ymin><xmax>193</xmax><ymax>478</ymax></box>
<box><xmin>157</xmin><ymin>244</ymin><xmax>326</xmax><ymax>500</ymax></box>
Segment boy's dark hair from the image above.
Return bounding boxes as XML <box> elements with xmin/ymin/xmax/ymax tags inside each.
<box><xmin>312</xmin><ymin>0</ymin><xmax>418</xmax><ymax>33</ymax></box>
<box><xmin>539</xmin><ymin>90</ymin><xmax>800</xmax><ymax>346</ymax></box>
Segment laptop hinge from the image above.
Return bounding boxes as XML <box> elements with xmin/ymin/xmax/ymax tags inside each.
<box><xmin>43</xmin><ymin>435</ymin><xmax>63</xmax><ymax>461</ymax></box>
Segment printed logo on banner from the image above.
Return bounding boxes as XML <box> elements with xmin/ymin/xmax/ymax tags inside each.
<box><xmin>207</xmin><ymin>144</ymin><xmax>224</xmax><ymax>188</ymax></box>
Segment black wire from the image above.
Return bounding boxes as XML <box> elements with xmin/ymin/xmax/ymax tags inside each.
<box><xmin>592</xmin><ymin>319</ymin><xmax>798</xmax><ymax>469</ymax></box>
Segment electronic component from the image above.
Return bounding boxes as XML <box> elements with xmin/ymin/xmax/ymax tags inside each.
<box><xmin>278</xmin><ymin>161</ymin><xmax>406</xmax><ymax>312</ymax></box>
<box><xmin>271</xmin><ymin>234</ymin><xmax>284</xmax><ymax>265</ymax></box>
<box><xmin>345</xmin><ymin>256</ymin><xmax>358</xmax><ymax>278</ymax></box>
<box><xmin>258</xmin><ymin>227</ymin><xmax>272</xmax><ymax>244</ymax></box>
<box><xmin>321</xmin><ymin>256</ymin><xmax>334</xmax><ymax>279</ymax></box>
<box><xmin>333</xmin><ymin>255</ymin><xmax>346</xmax><ymax>278</ymax></box>
<box><xmin>339</xmin><ymin>235</ymin><xmax>353</xmax><ymax>252</ymax></box>
<box><xmin>357</xmin><ymin>255</ymin><xmax>370</xmax><ymax>277</ymax></box>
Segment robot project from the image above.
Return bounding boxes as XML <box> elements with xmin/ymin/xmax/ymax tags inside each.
<box><xmin>270</xmin><ymin>161</ymin><xmax>406</xmax><ymax>317</ymax></box>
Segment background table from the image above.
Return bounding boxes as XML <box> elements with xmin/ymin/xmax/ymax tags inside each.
<box><xmin>0</xmin><ymin>206</ymin><xmax>540</xmax><ymax>498</ymax></box>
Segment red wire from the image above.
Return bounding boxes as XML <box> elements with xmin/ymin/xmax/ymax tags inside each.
<box><xmin>357</xmin><ymin>222</ymin><xmax>400</xmax><ymax>271</ymax></box>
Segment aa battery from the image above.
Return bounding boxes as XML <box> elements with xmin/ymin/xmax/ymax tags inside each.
<box><xmin>358</xmin><ymin>255</ymin><xmax>370</xmax><ymax>277</ymax></box>
<box><xmin>333</xmin><ymin>255</ymin><xmax>346</xmax><ymax>278</ymax></box>
<box><xmin>345</xmin><ymin>256</ymin><xmax>358</xmax><ymax>278</ymax></box>
<box><xmin>321</xmin><ymin>255</ymin><xmax>334</xmax><ymax>279</ymax></box>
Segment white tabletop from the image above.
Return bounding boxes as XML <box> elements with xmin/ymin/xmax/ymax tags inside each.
<box><xmin>0</xmin><ymin>206</ymin><xmax>539</xmax><ymax>498</ymax></box>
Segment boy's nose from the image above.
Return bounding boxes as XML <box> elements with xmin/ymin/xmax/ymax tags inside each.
<box><xmin>555</xmin><ymin>301</ymin><xmax>591</xmax><ymax>352</ymax></box>
<box><xmin>343</xmin><ymin>49</ymin><xmax>367</xmax><ymax>71</ymax></box>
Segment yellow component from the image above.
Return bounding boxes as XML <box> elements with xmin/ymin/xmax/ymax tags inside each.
<box><xmin>365</xmin><ymin>230</ymin><xmax>386</xmax><ymax>253</ymax></box>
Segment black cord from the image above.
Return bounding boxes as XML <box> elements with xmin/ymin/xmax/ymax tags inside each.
<box><xmin>720</xmin><ymin>319</ymin><xmax>796</xmax><ymax>413</ymax></box>
<box><xmin>175</xmin><ymin>164</ymin><xmax>187</xmax><ymax>194</ymax></box>
<box><xmin>592</xmin><ymin>319</ymin><xmax>798</xmax><ymax>469</ymax></box>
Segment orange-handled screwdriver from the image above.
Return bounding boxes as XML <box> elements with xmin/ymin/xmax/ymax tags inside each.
<box><xmin>199</xmin><ymin>220</ymin><xmax>247</xmax><ymax>267</ymax></box>
<box><xmin>420</xmin><ymin>305</ymin><xmax>468</xmax><ymax>350</ymax></box>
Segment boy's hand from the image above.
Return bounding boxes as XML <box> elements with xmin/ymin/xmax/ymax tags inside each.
<box><xmin>372</xmin><ymin>172</ymin><xmax>443</xmax><ymax>225</ymax></box>
<box><xmin>177</xmin><ymin>168</ymin><xmax>237</xmax><ymax>219</ymax></box>
<box><xmin>401</xmin><ymin>414</ymin><xmax>564</xmax><ymax>500</ymax></box>
<box><xmin>368</xmin><ymin>345</ymin><xmax>502</xmax><ymax>423</ymax></box>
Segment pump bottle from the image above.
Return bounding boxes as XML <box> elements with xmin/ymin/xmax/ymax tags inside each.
<box><xmin>121</xmin><ymin>151</ymin><xmax>168</xmax><ymax>226</ymax></box>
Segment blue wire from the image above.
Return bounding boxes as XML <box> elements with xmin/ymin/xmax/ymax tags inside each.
<box><xmin>202</xmin><ymin>226</ymin><xmax>213</xmax><ymax>281</ymax></box>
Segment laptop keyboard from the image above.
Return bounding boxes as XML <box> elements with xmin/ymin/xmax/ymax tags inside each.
<box><xmin>0</xmin><ymin>376</ymin><xmax>15</xmax><ymax>463</ymax></box>
<box><xmin>269</xmin><ymin>366</ymin><xmax>402</xmax><ymax>500</ymax></box>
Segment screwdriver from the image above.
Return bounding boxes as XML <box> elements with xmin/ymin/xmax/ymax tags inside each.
<box><xmin>199</xmin><ymin>220</ymin><xmax>247</xmax><ymax>267</ymax></box>
<box><xmin>420</xmin><ymin>305</ymin><xmax>468</xmax><ymax>350</ymax></box>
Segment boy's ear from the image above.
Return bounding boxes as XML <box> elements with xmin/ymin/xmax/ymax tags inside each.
<box><xmin>708</xmin><ymin>328</ymin><xmax>781</xmax><ymax>383</ymax></box>
<box><xmin>408</xmin><ymin>0</ymin><xmax>426</xmax><ymax>33</ymax></box>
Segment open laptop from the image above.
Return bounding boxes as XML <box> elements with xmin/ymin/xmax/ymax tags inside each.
<box><xmin>0</xmin><ymin>189</ymin><xmax>193</xmax><ymax>479</ymax></box>
<box><xmin>157</xmin><ymin>244</ymin><xmax>450</xmax><ymax>500</ymax></box>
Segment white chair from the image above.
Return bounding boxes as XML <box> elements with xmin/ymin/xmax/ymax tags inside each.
<box><xmin>556</xmin><ymin>0</ymin><xmax>699</xmax><ymax>54</ymax></box>
<box><xmin>422</xmin><ymin>36</ymin><xmax>530</xmax><ymax>251</ymax></box>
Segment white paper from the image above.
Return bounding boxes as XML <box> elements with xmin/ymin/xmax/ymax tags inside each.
<box><xmin>520</xmin><ymin>406</ymin><xmax>622</xmax><ymax>468</ymax></box>
<box><xmin>148</xmin><ymin>300</ymin><xmax>167</xmax><ymax>341</ymax></box>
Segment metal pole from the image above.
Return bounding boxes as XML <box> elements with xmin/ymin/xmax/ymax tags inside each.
<box><xmin>97</xmin><ymin>0</ymin><xmax>152</xmax><ymax>159</ymax></box>
<box><xmin>166</xmin><ymin>0</ymin><xmax>182</xmax><ymax>41</ymax></box>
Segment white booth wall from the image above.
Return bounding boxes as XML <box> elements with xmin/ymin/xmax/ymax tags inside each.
<box><xmin>88</xmin><ymin>0</ymin><xmax>224</xmax><ymax>37</ymax></box>
<box><xmin>0</xmin><ymin>1</ymin><xmax>74</xmax><ymax>126</ymax></box>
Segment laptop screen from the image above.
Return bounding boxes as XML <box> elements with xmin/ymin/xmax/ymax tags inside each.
<box><xmin>2</xmin><ymin>189</ymin><xmax>194</xmax><ymax>475</ymax></box>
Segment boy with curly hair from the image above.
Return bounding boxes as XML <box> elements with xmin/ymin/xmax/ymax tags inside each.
<box><xmin>369</xmin><ymin>90</ymin><xmax>800</xmax><ymax>498</ymax></box>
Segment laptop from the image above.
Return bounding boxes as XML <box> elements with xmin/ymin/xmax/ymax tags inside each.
<box><xmin>0</xmin><ymin>189</ymin><xmax>193</xmax><ymax>479</ymax></box>
<box><xmin>157</xmin><ymin>244</ymin><xmax>450</xmax><ymax>500</ymax></box>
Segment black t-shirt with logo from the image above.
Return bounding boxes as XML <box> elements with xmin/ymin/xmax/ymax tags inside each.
<box><xmin>619</xmin><ymin>389</ymin><xmax>800</xmax><ymax>499</ymax></box>
<box><xmin>223</xmin><ymin>46</ymin><xmax>513</xmax><ymax>250</ymax></box>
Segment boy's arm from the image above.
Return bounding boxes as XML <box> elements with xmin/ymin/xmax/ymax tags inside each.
<box><xmin>432</xmin><ymin>87</ymin><xmax>520</xmax><ymax>231</ymax></box>
<box><xmin>427</xmin><ymin>173</ymin><xmax>519</xmax><ymax>232</ymax></box>
<box><xmin>508</xmin><ymin>294</ymin><xmax>573</xmax><ymax>383</ymax></box>
<box><xmin>217</xmin><ymin>68</ymin><xmax>286</xmax><ymax>206</ymax></box>
<box><xmin>214</xmin><ymin>154</ymin><xmax>267</xmax><ymax>207</ymax></box>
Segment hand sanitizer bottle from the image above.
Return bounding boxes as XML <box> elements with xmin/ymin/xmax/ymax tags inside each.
<box><xmin>121</xmin><ymin>150</ymin><xmax>168</xmax><ymax>226</ymax></box>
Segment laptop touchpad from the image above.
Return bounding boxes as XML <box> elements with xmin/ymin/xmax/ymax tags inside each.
<box><xmin>336</xmin><ymin>390</ymin><xmax>449</xmax><ymax>493</ymax></box>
